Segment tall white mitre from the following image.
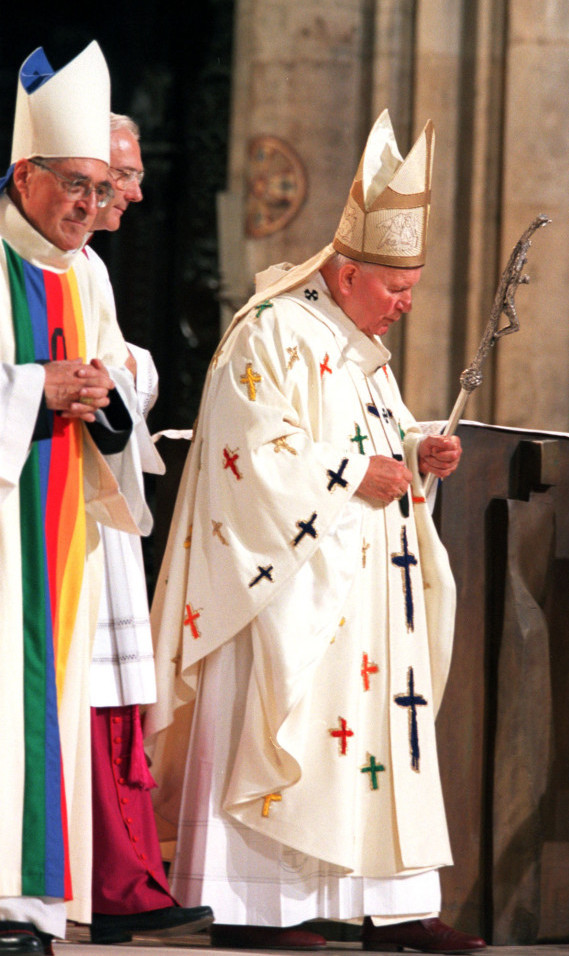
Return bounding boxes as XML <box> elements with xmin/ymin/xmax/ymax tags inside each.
<box><xmin>333</xmin><ymin>108</ymin><xmax>435</xmax><ymax>267</ymax></box>
<box><xmin>8</xmin><ymin>40</ymin><xmax>110</xmax><ymax>170</ymax></box>
<box><xmin>231</xmin><ymin>109</ymin><xmax>435</xmax><ymax>325</ymax></box>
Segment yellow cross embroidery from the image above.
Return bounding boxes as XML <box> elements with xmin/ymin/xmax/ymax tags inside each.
<box><xmin>212</xmin><ymin>519</ymin><xmax>229</xmax><ymax>546</ymax></box>
<box><xmin>240</xmin><ymin>362</ymin><xmax>262</xmax><ymax>401</ymax></box>
<box><xmin>287</xmin><ymin>346</ymin><xmax>300</xmax><ymax>369</ymax></box>
<box><xmin>262</xmin><ymin>793</ymin><xmax>282</xmax><ymax>817</ymax></box>
<box><xmin>272</xmin><ymin>437</ymin><xmax>297</xmax><ymax>455</ymax></box>
<box><xmin>184</xmin><ymin>525</ymin><xmax>193</xmax><ymax>549</ymax></box>
<box><xmin>362</xmin><ymin>539</ymin><xmax>370</xmax><ymax>568</ymax></box>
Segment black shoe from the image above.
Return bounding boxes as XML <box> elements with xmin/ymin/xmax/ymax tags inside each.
<box><xmin>90</xmin><ymin>905</ymin><xmax>214</xmax><ymax>944</ymax></box>
<box><xmin>0</xmin><ymin>924</ymin><xmax>43</xmax><ymax>955</ymax></box>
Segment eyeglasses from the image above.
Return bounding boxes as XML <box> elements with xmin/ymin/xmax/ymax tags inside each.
<box><xmin>29</xmin><ymin>158</ymin><xmax>115</xmax><ymax>208</ymax></box>
<box><xmin>109</xmin><ymin>166</ymin><xmax>145</xmax><ymax>189</ymax></box>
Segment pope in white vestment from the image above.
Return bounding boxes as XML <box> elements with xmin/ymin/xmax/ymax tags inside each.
<box><xmin>146</xmin><ymin>111</ymin><xmax>485</xmax><ymax>952</ymax></box>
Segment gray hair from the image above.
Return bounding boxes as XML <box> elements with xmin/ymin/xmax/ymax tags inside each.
<box><xmin>110</xmin><ymin>112</ymin><xmax>140</xmax><ymax>140</ymax></box>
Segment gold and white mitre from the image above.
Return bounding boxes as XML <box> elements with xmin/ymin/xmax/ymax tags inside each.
<box><xmin>230</xmin><ymin>108</ymin><xmax>435</xmax><ymax>326</ymax></box>
<box><xmin>10</xmin><ymin>40</ymin><xmax>110</xmax><ymax>165</ymax></box>
<box><xmin>333</xmin><ymin>108</ymin><xmax>434</xmax><ymax>267</ymax></box>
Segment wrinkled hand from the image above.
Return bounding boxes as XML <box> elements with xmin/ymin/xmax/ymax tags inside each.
<box><xmin>418</xmin><ymin>435</ymin><xmax>462</xmax><ymax>478</ymax></box>
<box><xmin>356</xmin><ymin>454</ymin><xmax>413</xmax><ymax>504</ymax></box>
<box><xmin>44</xmin><ymin>357</ymin><xmax>115</xmax><ymax>422</ymax></box>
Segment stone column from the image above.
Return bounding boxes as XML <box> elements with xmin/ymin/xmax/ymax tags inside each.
<box><xmin>218</xmin><ymin>0</ymin><xmax>379</xmax><ymax>330</ymax></box>
<box><xmin>400</xmin><ymin>0</ymin><xmax>508</xmax><ymax>424</ymax></box>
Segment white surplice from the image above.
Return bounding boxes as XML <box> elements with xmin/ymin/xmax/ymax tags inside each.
<box><xmin>84</xmin><ymin>245</ymin><xmax>164</xmax><ymax>708</ymax></box>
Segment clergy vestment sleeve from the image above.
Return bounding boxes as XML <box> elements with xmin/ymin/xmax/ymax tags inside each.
<box><xmin>74</xmin><ymin>255</ymin><xmax>162</xmax><ymax>537</ymax></box>
<box><xmin>0</xmin><ymin>361</ymin><xmax>45</xmax><ymax>501</ymax></box>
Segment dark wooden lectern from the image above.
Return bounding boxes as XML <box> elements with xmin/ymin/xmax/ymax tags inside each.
<box><xmin>436</xmin><ymin>422</ymin><xmax>569</xmax><ymax>945</ymax></box>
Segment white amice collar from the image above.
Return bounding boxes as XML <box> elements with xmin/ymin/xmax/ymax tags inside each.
<box><xmin>285</xmin><ymin>270</ymin><xmax>392</xmax><ymax>376</ymax></box>
<box><xmin>0</xmin><ymin>191</ymin><xmax>82</xmax><ymax>273</ymax></box>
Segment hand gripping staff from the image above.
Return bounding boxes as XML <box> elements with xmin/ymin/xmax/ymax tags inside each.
<box><xmin>423</xmin><ymin>214</ymin><xmax>550</xmax><ymax>498</ymax></box>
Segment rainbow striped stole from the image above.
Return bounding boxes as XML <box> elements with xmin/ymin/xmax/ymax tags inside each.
<box><xmin>4</xmin><ymin>240</ymin><xmax>87</xmax><ymax>900</ymax></box>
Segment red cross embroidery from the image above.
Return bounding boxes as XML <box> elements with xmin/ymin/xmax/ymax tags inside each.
<box><xmin>223</xmin><ymin>446</ymin><xmax>242</xmax><ymax>479</ymax></box>
<box><xmin>184</xmin><ymin>602</ymin><xmax>201</xmax><ymax>639</ymax></box>
<box><xmin>329</xmin><ymin>716</ymin><xmax>354</xmax><ymax>755</ymax></box>
<box><xmin>361</xmin><ymin>652</ymin><xmax>379</xmax><ymax>691</ymax></box>
<box><xmin>320</xmin><ymin>353</ymin><xmax>332</xmax><ymax>377</ymax></box>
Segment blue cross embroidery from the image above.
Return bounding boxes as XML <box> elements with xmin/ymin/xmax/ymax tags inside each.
<box><xmin>327</xmin><ymin>458</ymin><xmax>349</xmax><ymax>491</ymax></box>
<box><xmin>394</xmin><ymin>666</ymin><xmax>428</xmax><ymax>772</ymax></box>
<box><xmin>293</xmin><ymin>512</ymin><xmax>318</xmax><ymax>545</ymax></box>
<box><xmin>304</xmin><ymin>288</ymin><xmax>319</xmax><ymax>301</ymax></box>
<box><xmin>249</xmin><ymin>565</ymin><xmax>274</xmax><ymax>587</ymax></box>
<box><xmin>391</xmin><ymin>526</ymin><xmax>417</xmax><ymax>631</ymax></box>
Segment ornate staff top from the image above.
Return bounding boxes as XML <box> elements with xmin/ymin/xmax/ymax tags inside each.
<box><xmin>423</xmin><ymin>214</ymin><xmax>550</xmax><ymax>497</ymax></box>
<box><xmin>460</xmin><ymin>214</ymin><xmax>550</xmax><ymax>394</ymax></box>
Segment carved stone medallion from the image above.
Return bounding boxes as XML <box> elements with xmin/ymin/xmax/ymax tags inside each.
<box><xmin>246</xmin><ymin>135</ymin><xmax>307</xmax><ymax>238</ymax></box>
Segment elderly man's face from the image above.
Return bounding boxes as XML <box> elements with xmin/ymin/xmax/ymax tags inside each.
<box><xmin>94</xmin><ymin>129</ymin><xmax>143</xmax><ymax>232</ymax></box>
<box><xmin>15</xmin><ymin>157</ymin><xmax>111</xmax><ymax>251</ymax></box>
<box><xmin>344</xmin><ymin>262</ymin><xmax>423</xmax><ymax>337</ymax></box>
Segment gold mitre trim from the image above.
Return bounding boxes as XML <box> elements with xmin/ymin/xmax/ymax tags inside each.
<box><xmin>333</xmin><ymin>113</ymin><xmax>435</xmax><ymax>267</ymax></box>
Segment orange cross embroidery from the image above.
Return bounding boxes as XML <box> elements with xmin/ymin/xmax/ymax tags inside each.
<box><xmin>361</xmin><ymin>653</ymin><xmax>379</xmax><ymax>691</ymax></box>
<box><xmin>262</xmin><ymin>792</ymin><xmax>282</xmax><ymax>817</ymax></box>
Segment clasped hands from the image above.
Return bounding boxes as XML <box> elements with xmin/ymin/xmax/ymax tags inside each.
<box><xmin>43</xmin><ymin>357</ymin><xmax>114</xmax><ymax>423</ymax></box>
<box><xmin>356</xmin><ymin>435</ymin><xmax>462</xmax><ymax>504</ymax></box>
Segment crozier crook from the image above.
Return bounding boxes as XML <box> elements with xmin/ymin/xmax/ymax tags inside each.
<box><xmin>424</xmin><ymin>214</ymin><xmax>550</xmax><ymax>497</ymax></box>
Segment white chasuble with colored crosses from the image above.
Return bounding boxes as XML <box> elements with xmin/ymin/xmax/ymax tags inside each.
<box><xmin>149</xmin><ymin>269</ymin><xmax>455</xmax><ymax>877</ymax></box>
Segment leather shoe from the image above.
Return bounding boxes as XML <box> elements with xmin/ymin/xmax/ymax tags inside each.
<box><xmin>90</xmin><ymin>904</ymin><xmax>214</xmax><ymax>944</ymax></box>
<box><xmin>0</xmin><ymin>924</ymin><xmax>43</xmax><ymax>954</ymax></box>
<box><xmin>210</xmin><ymin>923</ymin><xmax>327</xmax><ymax>950</ymax></box>
<box><xmin>362</xmin><ymin>917</ymin><xmax>487</xmax><ymax>953</ymax></box>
